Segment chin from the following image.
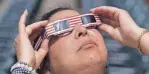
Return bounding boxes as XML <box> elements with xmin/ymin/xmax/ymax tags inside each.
<box><xmin>88</xmin><ymin>47</ymin><xmax>107</xmax><ymax>66</ymax></box>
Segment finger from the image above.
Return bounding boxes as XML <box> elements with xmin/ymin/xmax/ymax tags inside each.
<box><xmin>101</xmin><ymin>18</ymin><xmax>119</xmax><ymax>28</ymax></box>
<box><xmin>90</xmin><ymin>6</ymin><xmax>122</xmax><ymax>21</ymax></box>
<box><xmin>29</xmin><ymin>31</ymin><xmax>41</xmax><ymax>42</ymax></box>
<box><xmin>99</xmin><ymin>24</ymin><xmax>115</xmax><ymax>38</ymax></box>
<box><xmin>90</xmin><ymin>6</ymin><xmax>120</xmax><ymax>15</ymax></box>
<box><xmin>18</xmin><ymin>9</ymin><xmax>28</xmax><ymax>34</ymax></box>
<box><xmin>35</xmin><ymin>39</ymin><xmax>49</xmax><ymax>67</ymax></box>
<box><xmin>26</xmin><ymin>20</ymin><xmax>48</xmax><ymax>36</ymax></box>
<box><xmin>13</xmin><ymin>37</ymin><xmax>18</xmax><ymax>49</ymax></box>
<box><xmin>26</xmin><ymin>20</ymin><xmax>48</xmax><ymax>43</ymax></box>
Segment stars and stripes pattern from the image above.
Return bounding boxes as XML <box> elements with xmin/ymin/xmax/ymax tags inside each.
<box><xmin>34</xmin><ymin>13</ymin><xmax>101</xmax><ymax>50</ymax></box>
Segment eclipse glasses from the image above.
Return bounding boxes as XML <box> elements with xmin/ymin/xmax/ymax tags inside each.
<box><xmin>34</xmin><ymin>13</ymin><xmax>101</xmax><ymax>50</ymax></box>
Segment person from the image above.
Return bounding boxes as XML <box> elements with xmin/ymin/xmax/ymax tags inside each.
<box><xmin>11</xmin><ymin>6</ymin><xmax>149</xmax><ymax>74</ymax></box>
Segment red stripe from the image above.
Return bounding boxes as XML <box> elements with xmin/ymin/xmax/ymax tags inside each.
<box><xmin>34</xmin><ymin>36</ymin><xmax>42</xmax><ymax>50</ymax></box>
<box><xmin>69</xmin><ymin>21</ymin><xmax>82</xmax><ymax>25</ymax></box>
<box><xmin>46</xmin><ymin>23</ymin><xmax>53</xmax><ymax>28</ymax></box>
<box><xmin>46</xmin><ymin>30</ymin><xmax>55</xmax><ymax>34</ymax></box>
<box><xmin>46</xmin><ymin>28</ymin><xmax>55</xmax><ymax>32</ymax></box>
<box><xmin>68</xmin><ymin>18</ymin><xmax>81</xmax><ymax>22</ymax></box>
<box><xmin>45</xmin><ymin>26</ymin><xmax>54</xmax><ymax>30</ymax></box>
<box><xmin>70</xmin><ymin>22</ymin><xmax>82</xmax><ymax>26</ymax></box>
<box><xmin>68</xmin><ymin>19</ymin><xmax>81</xmax><ymax>23</ymax></box>
<box><xmin>66</xmin><ymin>15</ymin><xmax>81</xmax><ymax>20</ymax></box>
<box><xmin>35</xmin><ymin>37</ymin><xmax>41</xmax><ymax>50</ymax></box>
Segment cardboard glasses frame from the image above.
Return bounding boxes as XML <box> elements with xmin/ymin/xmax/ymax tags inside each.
<box><xmin>33</xmin><ymin>13</ymin><xmax>101</xmax><ymax>50</ymax></box>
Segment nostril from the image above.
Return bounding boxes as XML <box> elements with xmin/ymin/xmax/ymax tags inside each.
<box><xmin>78</xmin><ymin>32</ymin><xmax>83</xmax><ymax>37</ymax></box>
<box><xmin>74</xmin><ymin>25</ymin><xmax>88</xmax><ymax>38</ymax></box>
<box><xmin>78</xmin><ymin>31</ymin><xmax>88</xmax><ymax>37</ymax></box>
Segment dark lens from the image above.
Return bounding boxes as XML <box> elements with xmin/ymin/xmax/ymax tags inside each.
<box><xmin>53</xmin><ymin>20</ymin><xmax>70</xmax><ymax>32</ymax></box>
<box><xmin>81</xmin><ymin>15</ymin><xmax>96</xmax><ymax>24</ymax></box>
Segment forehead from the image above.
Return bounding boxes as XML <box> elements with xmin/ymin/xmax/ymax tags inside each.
<box><xmin>48</xmin><ymin>10</ymin><xmax>80</xmax><ymax>23</ymax></box>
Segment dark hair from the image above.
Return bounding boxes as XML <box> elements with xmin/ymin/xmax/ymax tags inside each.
<box><xmin>37</xmin><ymin>7</ymin><xmax>72</xmax><ymax>74</ymax></box>
<box><xmin>41</xmin><ymin>7</ymin><xmax>72</xmax><ymax>21</ymax></box>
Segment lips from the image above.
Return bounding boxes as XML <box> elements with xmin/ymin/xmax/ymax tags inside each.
<box><xmin>78</xmin><ymin>40</ymin><xmax>97</xmax><ymax>51</ymax></box>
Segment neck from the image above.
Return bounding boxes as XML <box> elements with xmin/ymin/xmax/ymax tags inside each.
<box><xmin>50</xmin><ymin>67</ymin><xmax>105</xmax><ymax>74</ymax></box>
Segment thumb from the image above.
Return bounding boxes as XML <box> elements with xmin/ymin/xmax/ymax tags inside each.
<box><xmin>99</xmin><ymin>24</ymin><xmax>114</xmax><ymax>37</ymax></box>
<box><xmin>35</xmin><ymin>39</ymin><xmax>49</xmax><ymax>68</ymax></box>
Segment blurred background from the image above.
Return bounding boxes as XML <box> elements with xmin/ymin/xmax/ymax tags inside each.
<box><xmin>0</xmin><ymin>0</ymin><xmax>149</xmax><ymax>74</ymax></box>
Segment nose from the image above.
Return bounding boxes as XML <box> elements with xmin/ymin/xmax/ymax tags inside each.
<box><xmin>73</xmin><ymin>24</ymin><xmax>88</xmax><ymax>39</ymax></box>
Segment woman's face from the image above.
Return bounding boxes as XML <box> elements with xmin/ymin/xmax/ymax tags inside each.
<box><xmin>48</xmin><ymin>10</ymin><xmax>107</xmax><ymax>74</ymax></box>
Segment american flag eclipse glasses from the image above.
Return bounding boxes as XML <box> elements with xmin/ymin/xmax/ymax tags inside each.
<box><xmin>34</xmin><ymin>13</ymin><xmax>101</xmax><ymax>50</ymax></box>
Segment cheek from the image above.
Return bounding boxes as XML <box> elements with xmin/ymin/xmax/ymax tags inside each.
<box><xmin>49</xmin><ymin>37</ymin><xmax>73</xmax><ymax>58</ymax></box>
<box><xmin>88</xmin><ymin>29</ymin><xmax>107</xmax><ymax>62</ymax></box>
<box><xmin>49</xmin><ymin>36</ymin><xmax>79</xmax><ymax>67</ymax></box>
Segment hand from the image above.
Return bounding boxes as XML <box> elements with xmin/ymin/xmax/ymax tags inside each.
<box><xmin>14</xmin><ymin>9</ymin><xmax>49</xmax><ymax>68</ymax></box>
<box><xmin>91</xmin><ymin>6</ymin><xmax>145</xmax><ymax>48</ymax></box>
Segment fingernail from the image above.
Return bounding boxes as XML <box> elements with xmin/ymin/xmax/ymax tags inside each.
<box><xmin>24</xmin><ymin>9</ymin><xmax>28</xmax><ymax>13</ymax></box>
<box><xmin>44</xmin><ymin>20</ymin><xmax>48</xmax><ymax>22</ymax></box>
<box><xmin>90</xmin><ymin>8</ymin><xmax>96</xmax><ymax>12</ymax></box>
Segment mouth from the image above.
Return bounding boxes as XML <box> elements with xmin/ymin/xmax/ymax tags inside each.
<box><xmin>78</xmin><ymin>40</ymin><xmax>97</xmax><ymax>51</ymax></box>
